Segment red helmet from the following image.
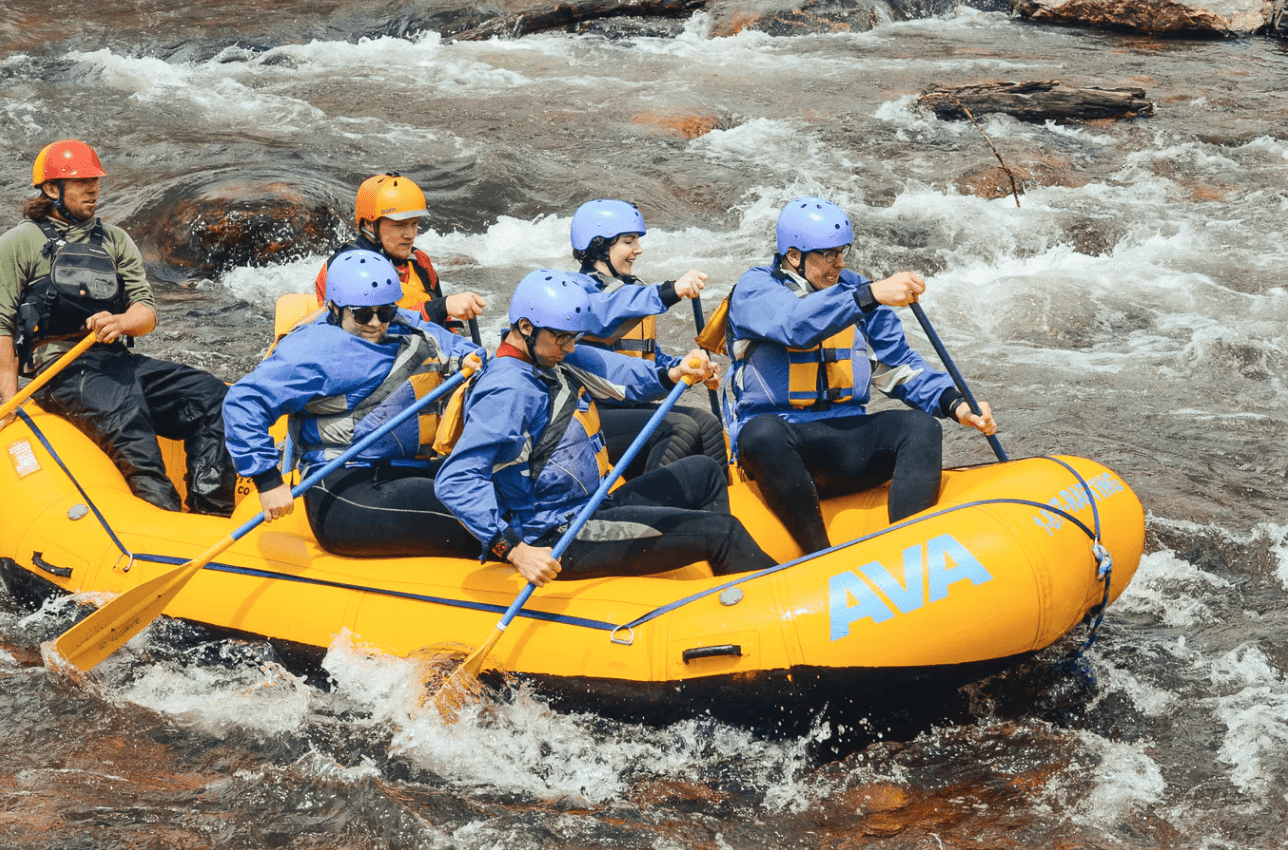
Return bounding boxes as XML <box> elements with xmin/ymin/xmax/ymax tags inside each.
<box><xmin>32</xmin><ymin>139</ymin><xmax>108</xmax><ymax>186</ymax></box>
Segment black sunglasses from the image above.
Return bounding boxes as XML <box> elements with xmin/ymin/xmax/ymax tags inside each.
<box><xmin>348</xmin><ymin>304</ymin><xmax>399</xmax><ymax>325</ymax></box>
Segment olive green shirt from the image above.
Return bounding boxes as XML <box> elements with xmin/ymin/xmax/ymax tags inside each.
<box><xmin>0</xmin><ymin>216</ymin><xmax>155</xmax><ymax>368</ymax></box>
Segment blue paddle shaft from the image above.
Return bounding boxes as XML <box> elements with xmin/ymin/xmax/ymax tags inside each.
<box><xmin>690</xmin><ymin>296</ymin><xmax>723</xmax><ymax>422</ymax></box>
<box><xmin>229</xmin><ymin>348</ymin><xmax>485</xmax><ymax>542</ymax></box>
<box><xmin>909</xmin><ymin>303</ymin><xmax>1007</xmax><ymax>463</ymax></box>
<box><xmin>496</xmin><ymin>374</ymin><xmax>695</xmax><ymax>629</ymax></box>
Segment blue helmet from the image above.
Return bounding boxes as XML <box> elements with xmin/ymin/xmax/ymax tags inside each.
<box><xmin>776</xmin><ymin>197</ymin><xmax>853</xmax><ymax>256</ymax></box>
<box><xmin>326</xmin><ymin>250</ymin><xmax>402</xmax><ymax>307</ymax></box>
<box><xmin>570</xmin><ymin>199</ymin><xmax>647</xmax><ymax>253</ymax></box>
<box><xmin>509</xmin><ymin>270</ymin><xmax>593</xmax><ymax>332</ymax></box>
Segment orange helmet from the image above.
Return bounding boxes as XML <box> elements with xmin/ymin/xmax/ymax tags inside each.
<box><xmin>353</xmin><ymin>172</ymin><xmax>427</xmax><ymax>231</ymax></box>
<box><xmin>32</xmin><ymin>139</ymin><xmax>108</xmax><ymax>186</ymax></box>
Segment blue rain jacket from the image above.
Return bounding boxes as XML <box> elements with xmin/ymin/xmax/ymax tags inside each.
<box><xmin>726</xmin><ymin>265</ymin><xmax>956</xmax><ymax>450</ymax></box>
<box><xmin>435</xmin><ymin>344</ymin><xmax>672</xmax><ymax>552</ymax></box>
<box><xmin>223</xmin><ymin>309</ymin><xmax>481</xmax><ymax>482</ymax></box>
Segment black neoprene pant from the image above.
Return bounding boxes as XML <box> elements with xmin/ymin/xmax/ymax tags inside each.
<box><xmin>547</xmin><ymin>455</ymin><xmax>775</xmax><ymax>579</ymax></box>
<box><xmin>736</xmin><ymin>410</ymin><xmax>944</xmax><ymax>554</ymax></box>
<box><xmin>599</xmin><ymin>402</ymin><xmax>727</xmax><ymax>478</ymax></box>
<box><xmin>37</xmin><ymin>346</ymin><xmax>235</xmax><ymax>515</ymax></box>
<box><xmin>304</xmin><ymin>462</ymin><xmax>478</xmax><ymax>558</ymax></box>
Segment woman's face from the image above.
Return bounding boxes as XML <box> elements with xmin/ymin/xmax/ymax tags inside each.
<box><xmin>337</xmin><ymin>304</ymin><xmax>396</xmax><ymax>343</ymax></box>
<box><xmin>605</xmin><ymin>233</ymin><xmax>643</xmax><ymax>276</ymax></box>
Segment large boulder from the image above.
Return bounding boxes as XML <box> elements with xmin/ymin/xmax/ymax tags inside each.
<box><xmin>122</xmin><ymin>169</ymin><xmax>349</xmax><ymax>282</ymax></box>
<box><xmin>1012</xmin><ymin>0</ymin><xmax>1275</xmax><ymax>36</ymax></box>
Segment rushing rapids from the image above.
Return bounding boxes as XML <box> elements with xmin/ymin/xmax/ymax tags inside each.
<box><xmin>1</xmin><ymin>1</ymin><xmax>1287</xmax><ymax>847</ymax></box>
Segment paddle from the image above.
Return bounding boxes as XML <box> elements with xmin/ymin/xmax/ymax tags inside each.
<box><xmin>429</xmin><ymin>361</ymin><xmax>703</xmax><ymax>717</ymax></box>
<box><xmin>467</xmin><ymin>317</ymin><xmax>482</xmax><ymax>347</ymax></box>
<box><xmin>909</xmin><ymin>302</ymin><xmax>1008</xmax><ymax>463</ymax></box>
<box><xmin>0</xmin><ymin>332</ymin><xmax>97</xmax><ymax>422</ymax></box>
<box><xmin>690</xmin><ymin>296</ymin><xmax>723</xmax><ymax>422</ymax></box>
<box><xmin>53</xmin><ymin>348</ymin><xmax>486</xmax><ymax>672</ymax></box>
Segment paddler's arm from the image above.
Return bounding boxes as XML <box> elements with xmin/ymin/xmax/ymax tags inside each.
<box><xmin>730</xmin><ymin>266</ymin><xmax>871</xmax><ymax>349</ymax></box>
<box><xmin>222</xmin><ymin>343</ymin><xmax>330</xmax><ymax>522</ymax></box>
<box><xmin>0</xmin><ymin>336</ymin><xmax>17</xmax><ymax>430</ymax></box>
<box><xmin>435</xmin><ymin>377</ymin><xmax>561</xmax><ymax>586</ymax></box>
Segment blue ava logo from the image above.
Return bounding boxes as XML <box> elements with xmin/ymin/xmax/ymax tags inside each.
<box><xmin>828</xmin><ymin>534</ymin><xmax>993</xmax><ymax>641</ymax></box>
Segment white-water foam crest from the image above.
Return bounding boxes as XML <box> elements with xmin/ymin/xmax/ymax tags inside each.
<box><xmin>262</xmin><ymin>35</ymin><xmax>533</xmax><ymax>95</ymax></box>
<box><xmin>1111</xmin><ymin>548</ymin><xmax>1231</xmax><ymax>627</ymax></box>
<box><xmin>1056</xmin><ymin>731</ymin><xmax>1166</xmax><ymax>829</ymax></box>
<box><xmin>1239</xmin><ymin>133</ymin><xmax>1288</xmax><ymax>158</ymax></box>
<box><xmin>1088</xmin><ymin>652</ymin><xmax>1176</xmax><ymax>717</ymax></box>
<box><xmin>690</xmin><ymin>118</ymin><xmax>837</xmax><ymax>176</ymax></box>
<box><xmin>1123</xmin><ymin>138</ymin><xmax>1242</xmax><ymax>175</ymax></box>
<box><xmin>1206</xmin><ymin>644</ymin><xmax>1288</xmax><ymax>796</ymax></box>
<box><xmin>112</xmin><ymin>649</ymin><xmax>314</xmax><ymax>736</ymax></box>
<box><xmin>329</xmin><ymin>635</ymin><xmax>840</xmax><ymax>809</ymax></box>
<box><xmin>219</xmin><ymin>254</ymin><xmax>325</xmax><ymax>306</ymax></box>
<box><xmin>423</xmin><ymin>214</ymin><xmax>570</xmax><ymax>270</ymax></box>
<box><xmin>1266</xmin><ymin>524</ymin><xmax>1288</xmax><ymax>591</ymax></box>
<box><xmin>66</xmin><ymin>48</ymin><xmax>327</xmax><ymax>134</ymax></box>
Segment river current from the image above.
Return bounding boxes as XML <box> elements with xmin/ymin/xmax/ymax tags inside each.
<box><xmin>2</xmin><ymin>2</ymin><xmax>1287</xmax><ymax>848</ymax></box>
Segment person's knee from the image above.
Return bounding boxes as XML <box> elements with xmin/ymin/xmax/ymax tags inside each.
<box><xmin>736</xmin><ymin>414</ymin><xmax>792</xmax><ymax>466</ymax></box>
<box><xmin>901</xmin><ymin>411</ymin><xmax>942</xmax><ymax>451</ymax></box>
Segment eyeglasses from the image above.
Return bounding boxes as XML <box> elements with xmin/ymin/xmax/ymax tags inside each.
<box><xmin>809</xmin><ymin>244</ymin><xmax>852</xmax><ymax>266</ymax></box>
<box><xmin>547</xmin><ymin>329</ymin><xmax>585</xmax><ymax>347</ymax></box>
<box><xmin>348</xmin><ymin>304</ymin><xmax>399</xmax><ymax>325</ymax></box>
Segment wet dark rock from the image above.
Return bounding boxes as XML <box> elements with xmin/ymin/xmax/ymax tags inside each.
<box><xmin>1013</xmin><ymin>0</ymin><xmax>1279</xmax><ymax>37</ymax></box>
<box><xmin>122</xmin><ymin>170</ymin><xmax>351</xmax><ymax>280</ymax></box>
<box><xmin>708</xmin><ymin>0</ymin><xmax>957</xmax><ymax>36</ymax></box>
<box><xmin>447</xmin><ymin>0</ymin><xmax>707</xmax><ymax>40</ymax></box>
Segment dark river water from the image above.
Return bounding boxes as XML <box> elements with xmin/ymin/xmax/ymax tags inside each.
<box><xmin>2</xmin><ymin>2</ymin><xmax>1288</xmax><ymax>847</ymax></box>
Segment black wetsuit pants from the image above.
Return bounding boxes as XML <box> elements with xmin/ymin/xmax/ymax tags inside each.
<box><xmin>304</xmin><ymin>462</ymin><xmax>478</xmax><ymax>558</ymax></box>
<box><xmin>36</xmin><ymin>346</ymin><xmax>236</xmax><ymax>515</ymax></box>
<box><xmin>599</xmin><ymin>401</ymin><xmax>727</xmax><ymax>478</ymax></box>
<box><xmin>547</xmin><ymin>455</ymin><xmax>775</xmax><ymax>579</ymax></box>
<box><xmin>736</xmin><ymin>410</ymin><xmax>944</xmax><ymax>554</ymax></box>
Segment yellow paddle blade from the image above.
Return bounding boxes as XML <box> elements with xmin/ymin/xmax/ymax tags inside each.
<box><xmin>423</xmin><ymin>623</ymin><xmax>505</xmax><ymax>722</ymax></box>
<box><xmin>53</xmin><ymin>534</ymin><xmax>234</xmax><ymax>671</ymax></box>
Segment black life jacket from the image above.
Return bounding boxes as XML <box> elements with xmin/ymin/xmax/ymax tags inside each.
<box><xmin>16</xmin><ymin>220</ymin><xmax>125</xmax><ymax>366</ymax></box>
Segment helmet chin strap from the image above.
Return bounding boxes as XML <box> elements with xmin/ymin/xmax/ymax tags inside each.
<box><xmin>518</xmin><ymin>320</ymin><xmax>542</xmax><ymax>362</ymax></box>
<box><xmin>51</xmin><ymin>181</ymin><xmax>87</xmax><ymax>224</ymax></box>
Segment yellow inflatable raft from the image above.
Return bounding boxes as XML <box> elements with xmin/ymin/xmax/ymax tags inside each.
<box><xmin>1</xmin><ymin>387</ymin><xmax>1143</xmax><ymax>723</ymax></box>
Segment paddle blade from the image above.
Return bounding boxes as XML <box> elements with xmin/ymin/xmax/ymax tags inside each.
<box><xmin>424</xmin><ymin>624</ymin><xmax>505</xmax><ymax>722</ymax></box>
<box><xmin>53</xmin><ymin>536</ymin><xmax>232</xmax><ymax>671</ymax></box>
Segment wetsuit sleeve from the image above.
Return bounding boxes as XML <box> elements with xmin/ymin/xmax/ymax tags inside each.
<box><xmin>861</xmin><ymin>307</ymin><xmax>958</xmax><ymax>416</ymax></box>
<box><xmin>435</xmin><ymin>372</ymin><xmax>542</xmax><ymax>550</ymax></box>
<box><xmin>420</xmin><ymin>296</ymin><xmax>452</xmax><ymax>327</ymax></box>
<box><xmin>656</xmin><ymin>280</ymin><xmax>681</xmax><ymax>307</ymax></box>
<box><xmin>222</xmin><ymin>339</ymin><xmax>333</xmax><ymax>485</ymax></box>
<box><xmin>728</xmin><ymin>266</ymin><xmax>866</xmax><ymax>349</ymax></box>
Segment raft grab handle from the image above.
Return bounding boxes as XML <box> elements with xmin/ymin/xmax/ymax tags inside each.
<box><xmin>32</xmin><ymin>552</ymin><xmax>72</xmax><ymax>578</ymax></box>
<box><xmin>682</xmin><ymin>644</ymin><xmax>742</xmax><ymax>664</ymax></box>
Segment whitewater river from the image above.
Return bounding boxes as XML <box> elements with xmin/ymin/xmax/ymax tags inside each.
<box><xmin>2</xmin><ymin>2</ymin><xmax>1287</xmax><ymax>847</ymax></box>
